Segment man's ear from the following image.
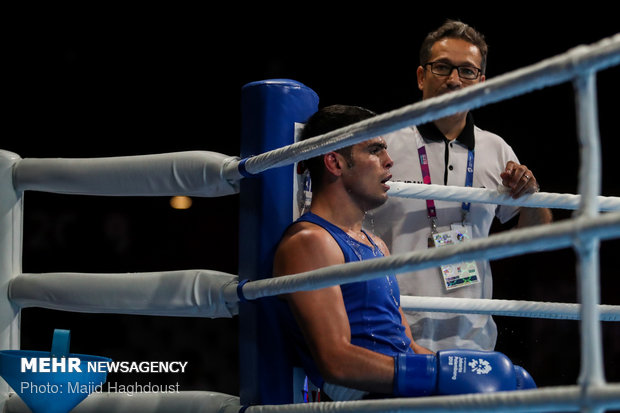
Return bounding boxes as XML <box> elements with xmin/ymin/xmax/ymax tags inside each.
<box><xmin>323</xmin><ymin>152</ymin><xmax>344</xmax><ymax>176</ymax></box>
<box><xmin>416</xmin><ymin>65</ymin><xmax>425</xmax><ymax>91</ymax></box>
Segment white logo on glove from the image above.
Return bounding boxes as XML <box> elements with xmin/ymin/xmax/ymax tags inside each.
<box><xmin>468</xmin><ymin>358</ymin><xmax>492</xmax><ymax>375</ymax></box>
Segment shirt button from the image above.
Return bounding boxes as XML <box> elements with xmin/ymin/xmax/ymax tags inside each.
<box><xmin>449</xmin><ymin>165</ymin><xmax>454</xmax><ymax>171</ymax></box>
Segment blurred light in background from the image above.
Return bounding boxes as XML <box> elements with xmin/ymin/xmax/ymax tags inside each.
<box><xmin>169</xmin><ymin>196</ymin><xmax>192</xmax><ymax>210</ymax></box>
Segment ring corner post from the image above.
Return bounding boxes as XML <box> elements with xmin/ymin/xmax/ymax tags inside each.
<box><xmin>238</xmin><ymin>79</ymin><xmax>318</xmax><ymax>406</ymax></box>
<box><xmin>0</xmin><ymin>150</ymin><xmax>23</xmax><ymax>401</ymax></box>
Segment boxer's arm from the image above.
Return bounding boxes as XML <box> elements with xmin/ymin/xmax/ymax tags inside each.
<box><xmin>274</xmin><ymin>224</ymin><xmax>395</xmax><ymax>394</ymax></box>
<box><xmin>372</xmin><ymin>233</ymin><xmax>433</xmax><ymax>355</ymax></box>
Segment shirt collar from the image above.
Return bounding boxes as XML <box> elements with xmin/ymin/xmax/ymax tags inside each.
<box><xmin>417</xmin><ymin>112</ymin><xmax>475</xmax><ymax>150</ymax></box>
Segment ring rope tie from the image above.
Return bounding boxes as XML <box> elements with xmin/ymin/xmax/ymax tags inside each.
<box><xmin>238</xmin><ymin>157</ymin><xmax>257</xmax><ymax>178</ymax></box>
<box><xmin>237</xmin><ymin>279</ymin><xmax>251</xmax><ymax>303</ymax></box>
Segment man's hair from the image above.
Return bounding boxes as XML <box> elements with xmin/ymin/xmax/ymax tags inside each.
<box><xmin>299</xmin><ymin>104</ymin><xmax>376</xmax><ymax>191</ymax></box>
<box><xmin>419</xmin><ymin>20</ymin><xmax>488</xmax><ymax>75</ymax></box>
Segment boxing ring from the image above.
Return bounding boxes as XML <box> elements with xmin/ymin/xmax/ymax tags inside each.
<box><xmin>1</xmin><ymin>32</ymin><xmax>620</xmax><ymax>412</ymax></box>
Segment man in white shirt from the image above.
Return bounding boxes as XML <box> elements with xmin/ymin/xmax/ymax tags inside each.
<box><xmin>368</xmin><ymin>20</ymin><xmax>552</xmax><ymax>352</ymax></box>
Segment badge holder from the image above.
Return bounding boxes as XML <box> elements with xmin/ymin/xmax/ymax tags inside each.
<box><xmin>417</xmin><ymin>133</ymin><xmax>478</xmax><ymax>291</ymax></box>
<box><xmin>431</xmin><ymin>223</ymin><xmax>480</xmax><ymax>291</ymax></box>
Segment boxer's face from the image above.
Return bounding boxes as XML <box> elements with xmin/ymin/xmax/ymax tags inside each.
<box><xmin>340</xmin><ymin>137</ymin><xmax>393</xmax><ymax>211</ymax></box>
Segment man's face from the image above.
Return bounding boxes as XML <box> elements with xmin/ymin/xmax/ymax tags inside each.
<box><xmin>340</xmin><ymin>137</ymin><xmax>393</xmax><ymax>211</ymax></box>
<box><xmin>417</xmin><ymin>37</ymin><xmax>485</xmax><ymax>100</ymax></box>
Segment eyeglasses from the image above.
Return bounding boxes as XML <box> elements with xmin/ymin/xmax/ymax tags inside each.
<box><xmin>424</xmin><ymin>61</ymin><xmax>482</xmax><ymax>80</ymax></box>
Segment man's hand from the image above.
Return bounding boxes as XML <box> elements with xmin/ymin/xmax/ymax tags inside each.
<box><xmin>500</xmin><ymin>161</ymin><xmax>539</xmax><ymax>199</ymax></box>
<box><xmin>499</xmin><ymin>161</ymin><xmax>553</xmax><ymax>227</ymax></box>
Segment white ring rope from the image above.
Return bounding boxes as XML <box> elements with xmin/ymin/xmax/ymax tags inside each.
<box><xmin>12</xmin><ymin>151</ymin><xmax>240</xmax><ymax>197</ymax></box>
<box><xmin>4</xmin><ymin>391</ymin><xmax>242</xmax><ymax>413</ymax></box>
<box><xmin>237</xmin><ymin>212</ymin><xmax>620</xmax><ymax>301</ymax></box>
<box><xmin>9</xmin><ymin>270</ymin><xmax>239</xmax><ymax>318</ymax></box>
<box><xmin>572</xmin><ymin>70</ymin><xmax>605</xmax><ymax>390</ymax></box>
<box><xmin>243</xmin><ymin>385</ymin><xmax>620</xmax><ymax>412</ymax></box>
<box><xmin>399</xmin><ymin>296</ymin><xmax>620</xmax><ymax>321</ymax></box>
<box><xmin>387</xmin><ymin>181</ymin><xmax>620</xmax><ymax>211</ymax></box>
<box><xmin>11</xmin><ymin>154</ymin><xmax>620</xmax><ymax>212</ymax></box>
<box><xmin>10</xmin><ymin>271</ymin><xmax>620</xmax><ymax>321</ymax></box>
<box><xmin>221</xmin><ymin>33</ymin><xmax>620</xmax><ymax>181</ymax></box>
<box><xmin>8</xmin><ymin>214</ymin><xmax>620</xmax><ymax>322</ymax></box>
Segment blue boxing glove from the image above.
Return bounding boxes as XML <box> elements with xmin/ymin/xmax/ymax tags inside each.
<box><xmin>514</xmin><ymin>365</ymin><xmax>537</xmax><ymax>390</ymax></box>
<box><xmin>393</xmin><ymin>352</ymin><xmax>437</xmax><ymax>397</ymax></box>
<box><xmin>435</xmin><ymin>350</ymin><xmax>525</xmax><ymax>395</ymax></box>
<box><xmin>394</xmin><ymin>350</ymin><xmax>536</xmax><ymax>397</ymax></box>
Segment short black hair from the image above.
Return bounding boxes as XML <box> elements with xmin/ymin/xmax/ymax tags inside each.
<box><xmin>299</xmin><ymin>104</ymin><xmax>376</xmax><ymax>190</ymax></box>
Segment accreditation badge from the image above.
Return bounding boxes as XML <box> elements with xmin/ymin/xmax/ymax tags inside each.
<box><xmin>431</xmin><ymin>224</ymin><xmax>480</xmax><ymax>291</ymax></box>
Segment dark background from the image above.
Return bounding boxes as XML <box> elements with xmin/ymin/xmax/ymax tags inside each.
<box><xmin>4</xmin><ymin>5</ymin><xmax>619</xmax><ymax>399</ymax></box>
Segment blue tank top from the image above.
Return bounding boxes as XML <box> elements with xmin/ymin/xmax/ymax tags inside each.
<box><xmin>282</xmin><ymin>212</ymin><xmax>413</xmax><ymax>388</ymax></box>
